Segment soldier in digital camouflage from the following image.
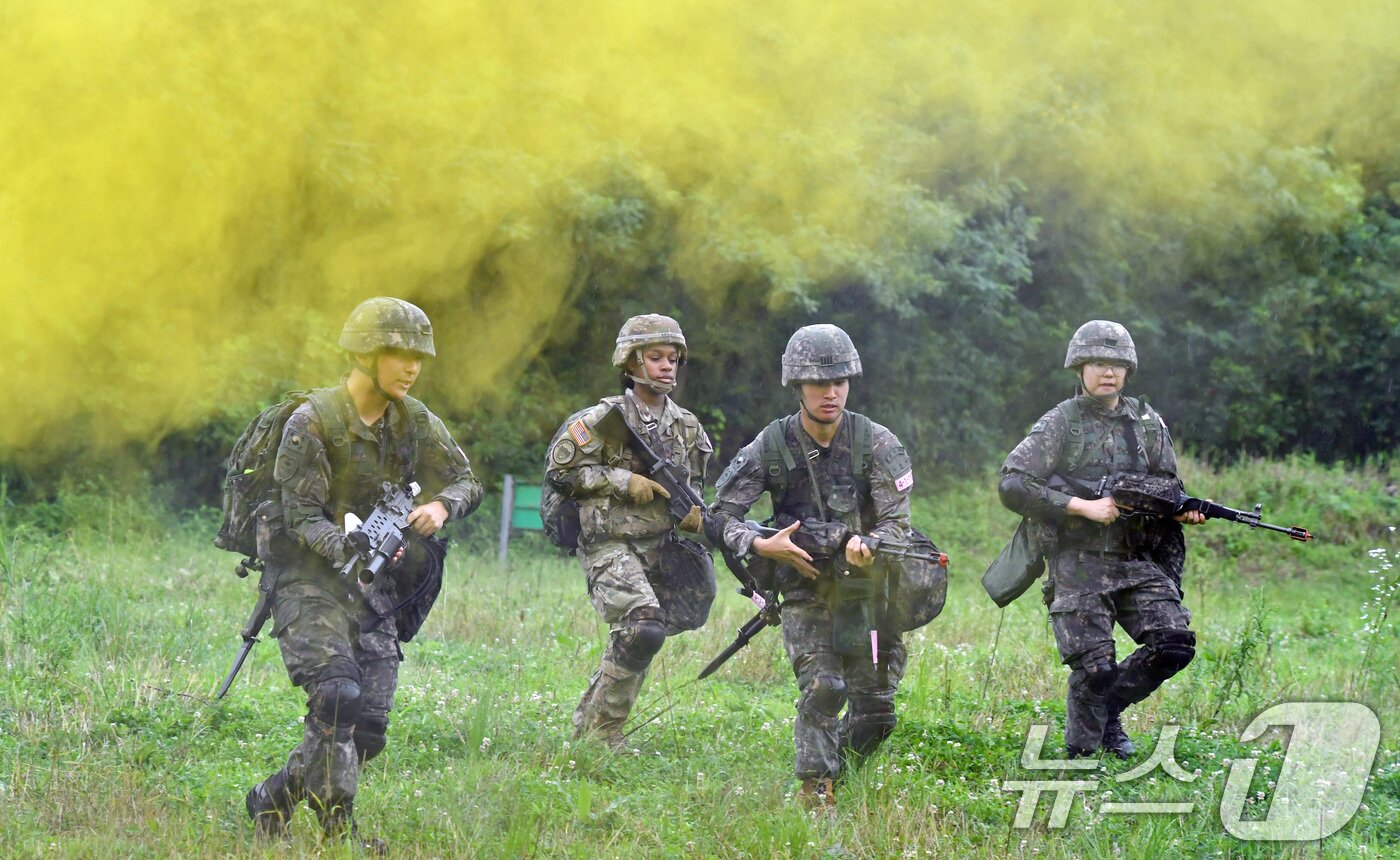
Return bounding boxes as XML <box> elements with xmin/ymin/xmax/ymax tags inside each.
<box><xmin>546</xmin><ymin>314</ymin><xmax>715</xmax><ymax>751</ymax></box>
<box><xmin>710</xmin><ymin>324</ymin><xmax>923</xmax><ymax>813</ymax></box>
<box><xmin>998</xmin><ymin>320</ymin><xmax>1204</xmax><ymax>758</ymax></box>
<box><xmin>244</xmin><ymin>297</ymin><xmax>483</xmax><ymax>849</ymax></box>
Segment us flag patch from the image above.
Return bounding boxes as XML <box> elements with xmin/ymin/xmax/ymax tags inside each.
<box><xmin>895</xmin><ymin>471</ymin><xmax>914</xmax><ymax>492</ymax></box>
<box><xmin>568</xmin><ymin>419</ymin><xmax>593</xmax><ymax>447</ymax></box>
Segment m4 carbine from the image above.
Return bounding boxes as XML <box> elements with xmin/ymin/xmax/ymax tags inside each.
<box><xmin>592</xmin><ymin>405</ymin><xmax>780</xmax><ymax>679</ymax></box>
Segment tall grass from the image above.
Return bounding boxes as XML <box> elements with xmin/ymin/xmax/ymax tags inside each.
<box><xmin>0</xmin><ymin>456</ymin><xmax>1396</xmax><ymax>857</ymax></box>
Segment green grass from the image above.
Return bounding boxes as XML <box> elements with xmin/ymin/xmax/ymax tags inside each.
<box><xmin>0</xmin><ymin>455</ymin><xmax>1398</xmax><ymax>858</ymax></box>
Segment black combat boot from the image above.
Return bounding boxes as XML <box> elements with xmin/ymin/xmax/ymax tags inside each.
<box><xmin>319</xmin><ymin>801</ymin><xmax>388</xmax><ymax>855</ymax></box>
<box><xmin>245</xmin><ymin>779</ymin><xmax>293</xmax><ymax>842</ymax></box>
<box><xmin>1101</xmin><ymin>708</ymin><xmax>1136</xmax><ymax>759</ymax></box>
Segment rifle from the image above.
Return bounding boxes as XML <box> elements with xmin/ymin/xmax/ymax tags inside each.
<box><xmin>1048</xmin><ymin>472</ymin><xmax>1314</xmax><ymax>542</ymax></box>
<box><xmin>744</xmin><ymin>519</ymin><xmax>949</xmax><ymax>568</ymax></box>
<box><xmin>217</xmin><ymin>575</ymin><xmax>273</xmax><ymax>699</ymax></box>
<box><xmin>593</xmin><ymin>406</ymin><xmax>781</xmax><ymax>677</ymax></box>
<box><xmin>340</xmin><ymin>481</ymin><xmax>422</xmax><ymax>584</ymax></box>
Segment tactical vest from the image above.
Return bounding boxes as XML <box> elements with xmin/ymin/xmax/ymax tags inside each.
<box><xmin>313</xmin><ymin>388</ymin><xmax>431</xmax><ymax>522</ymax></box>
<box><xmin>758</xmin><ymin>412</ymin><xmax>875</xmax><ymax>532</ymax></box>
<box><xmin>1054</xmin><ymin>396</ymin><xmax>1161</xmax><ymax>478</ymax></box>
<box><xmin>1053</xmin><ymin>396</ymin><xmax>1163</xmax><ymax>552</ymax></box>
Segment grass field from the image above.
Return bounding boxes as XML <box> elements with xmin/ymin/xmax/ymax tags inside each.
<box><xmin>1</xmin><ymin>455</ymin><xmax>1398</xmax><ymax>858</ymax></box>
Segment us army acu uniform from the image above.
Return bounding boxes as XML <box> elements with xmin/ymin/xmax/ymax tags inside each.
<box><xmin>999</xmin><ymin>320</ymin><xmax>1194</xmax><ymax>757</ymax></box>
<box><xmin>246</xmin><ymin>297</ymin><xmax>483</xmax><ymax>842</ymax></box>
<box><xmin>546</xmin><ymin>315</ymin><xmax>714</xmax><ymax>749</ymax></box>
<box><xmin>712</xmin><ymin>324</ymin><xmax>917</xmax><ymax>807</ymax></box>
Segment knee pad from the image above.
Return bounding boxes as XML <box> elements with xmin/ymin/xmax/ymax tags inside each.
<box><xmin>614</xmin><ymin>609</ymin><xmax>666</xmax><ymax>672</ymax></box>
<box><xmin>309</xmin><ymin>677</ymin><xmax>363</xmax><ymax>728</ymax></box>
<box><xmin>355</xmin><ymin>715</ymin><xmax>389</xmax><ymax>764</ymax></box>
<box><xmin>1076</xmin><ymin>661</ymin><xmax>1119</xmax><ymax>697</ymax></box>
<box><xmin>804</xmin><ymin>673</ymin><xmax>848</xmax><ymax>717</ymax></box>
<box><xmin>1148</xmin><ymin>629</ymin><xmax>1196</xmax><ymax>677</ymax></box>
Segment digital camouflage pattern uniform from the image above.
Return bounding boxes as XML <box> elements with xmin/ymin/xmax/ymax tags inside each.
<box><xmin>712</xmin><ymin>325</ymin><xmax>918</xmax><ymax>793</ymax></box>
<box><xmin>998</xmin><ymin>321</ymin><xmax>1195</xmax><ymax>756</ymax></box>
<box><xmin>247</xmin><ymin>298</ymin><xmax>483</xmax><ymax>839</ymax></box>
<box><xmin>547</xmin><ymin>317</ymin><xmax>714</xmax><ymax>748</ymax></box>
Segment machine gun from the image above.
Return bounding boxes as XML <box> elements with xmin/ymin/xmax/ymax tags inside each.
<box><xmin>1050</xmin><ymin>472</ymin><xmax>1314</xmax><ymax>542</ymax></box>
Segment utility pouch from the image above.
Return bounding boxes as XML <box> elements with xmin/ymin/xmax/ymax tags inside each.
<box><xmin>981</xmin><ymin>519</ymin><xmax>1046</xmax><ymax>607</ymax></box>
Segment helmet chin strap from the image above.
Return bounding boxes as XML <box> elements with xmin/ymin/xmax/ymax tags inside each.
<box><xmin>355</xmin><ymin>354</ymin><xmax>400</xmax><ymax>403</ymax></box>
<box><xmin>627</xmin><ymin>350</ymin><xmax>675</xmax><ymax>393</ymax></box>
<box><xmin>797</xmin><ymin>389</ymin><xmax>841</xmax><ymax>425</ymax></box>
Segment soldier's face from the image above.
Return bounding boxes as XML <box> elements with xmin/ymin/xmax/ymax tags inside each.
<box><xmin>1080</xmin><ymin>361</ymin><xmax>1127</xmax><ymax>400</ymax></box>
<box><xmin>629</xmin><ymin>345</ymin><xmax>680</xmax><ymax>388</ymax></box>
<box><xmin>375</xmin><ymin>348</ymin><xmax>424</xmax><ymax>400</ymax></box>
<box><xmin>799</xmin><ymin>378</ymin><xmax>849</xmax><ymax>423</ymax></box>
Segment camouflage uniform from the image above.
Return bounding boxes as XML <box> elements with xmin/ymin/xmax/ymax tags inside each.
<box><xmin>548</xmin><ymin>316</ymin><xmax>714</xmax><ymax>747</ymax></box>
<box><xmin>998</xmin><ymin>321</ymin><xmax>1194</xmax><ymax>755</ymax></box>
<box><xmin>712</xmin><ymin>325</ymin><xmax>918</xmax><ymax>787</ymax></box>
<box><xmin>247</xmin><ymin>299</ymin><xmax>483</xmax><ymax>838</ymax></box>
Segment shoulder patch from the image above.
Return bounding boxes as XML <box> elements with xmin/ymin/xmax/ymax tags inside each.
<box><xmin>567</xmin><ymin>419</ymin><xmax>593</xmax><ymax>448</ymax></box>
<box><xmin>1029</xmin><ymin>417</ymin><xmax>1049</xmax><ymax>434</ymax></box>
<box><xmin>550</xmin><ymin>438</ymin><xmax>579</xmax><ymax>466</ymax></box>
<box><xmin>895</xmin><ymin>471</ymin><xmax>914</xmax><ymax>492</ymax></box>
<box><xmin>715</xmin><ymin>452</ymin><xmax>750</xmax><ymax>490</ymax></box>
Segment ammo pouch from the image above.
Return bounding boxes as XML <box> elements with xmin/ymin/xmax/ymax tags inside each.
<box><xmin>832</xmin><ymin>574</ymin><xmax>880</xmax><ymax>656</ymax></box>
<box><xmin>253</xmin><ymin>499</ymin><xmax>294</xmax><ymax>562</ymax></box>
<box><xmin>653</xmin><ymin>533</ymin><xmax>717</xmax><ymax>635</ymax></box>
<box><xmin>981</xmin><ymin>518</ymin><xmax>1046</xmax><ymax>607</ymax></box>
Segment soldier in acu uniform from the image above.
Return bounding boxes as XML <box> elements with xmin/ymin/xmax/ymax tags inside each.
<box><xmin>547</xmin><ymin>314</ymin><xmax>715</xmax><ymax>750</ymax></box>
<box><xmin>710</xmin><ymin>324</ymin><xmax>920</xmax><ymax>812</ymax></box>
<box><xmin>245</xmin><ymin>297</ymin><xmax>483</xmax><ymax>847</ymax></box>
<box><xmin>998</xmin><ymin>320</ymin><xmax>1204</xmax><ymax>758</ymax></box>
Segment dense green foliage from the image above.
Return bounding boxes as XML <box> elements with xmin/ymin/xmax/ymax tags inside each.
<box><xmin>6</xmin><ymin>140</ymin><xmax>1399</xmax><ymax>507</ymax></box>
<box><xmin>1</xmin><ymin>457</ymin><xmax>1397</xmax><ymax>857</ymax></box>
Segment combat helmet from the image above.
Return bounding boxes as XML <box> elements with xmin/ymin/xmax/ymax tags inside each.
<box><xmin>781</xmin><ymin>324</ymin><xmax>862</xmax><ymax>387</ymax></box>
<box><xmin>611</xmin><ymin>314</ymin><xmax>687</xmax><ymax>368</ymax></box>
<box><xmin>1064</xmin><ymin>320</ymin><xmax>1136</xmax><ymax>373</ymax></box>
<box><xmin>340</xmin><ymin>297</ymin><xmax>436</xmax><ymax>357</ymax></box>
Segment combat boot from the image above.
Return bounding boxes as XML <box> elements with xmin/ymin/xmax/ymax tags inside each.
<box><xmin>245</xmin><ymin>769</ymin><xmax>297</xmax><ymax>842</ymax></box>
<box><xmin>574</xmin><ymin>660</ymin><xmax>642</xmax><ymax>751</ymax></box>
<box><xmin>1102</xmin><ymin>708</ymin><xmax>1135</xmax><ymax>759</ymax></box>
<box><xmin>797</xmin><ymin>777</ymin><xmax>837</xmax><ymax>816</ymax></box>
<box><xmin>245</xmin><ymin>784</ymin><xmax>291</xmax><ymax>842</ymax></box>
<box><xmin>318</xmin><ymin>802</ymin><xmax>388</xmax><ymax>856</ymax></box>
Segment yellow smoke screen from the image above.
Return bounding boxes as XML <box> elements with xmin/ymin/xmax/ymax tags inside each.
<box><xmin>2</xmin><ymin>0</ymin><xmax>1397</xmax><ymax>457</ymax></box>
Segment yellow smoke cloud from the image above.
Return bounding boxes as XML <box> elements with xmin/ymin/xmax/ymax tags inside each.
<box><xmin>3</xmin><ymin>0</ymin><xmax>1396</xmax><ymax>457</ymax></box>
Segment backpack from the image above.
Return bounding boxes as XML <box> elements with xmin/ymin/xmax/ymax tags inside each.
<box><xmin>539</xmin><ymin>407</ymin><xmax>590</xmax><ymax>553</ymax></box>
<box><xmin>214</xmin><ymin>389</ymin><xmax>340</xmax><ymax>563</ymax></box>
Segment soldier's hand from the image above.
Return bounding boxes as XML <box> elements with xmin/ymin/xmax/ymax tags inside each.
<box><xmin>752</xmin><ymin>520</ymin><xmax>822</xmax><ymax>580</ymax></box>
<box><xmin>679</xmin><ymin>504</ymin><xmax>703</xmax><ymax>533</ymax></box>
<box><xmin>408</xmin><ymin>500</ymin><xmax>449</xmax><ymax>536</ymax></box>
<box><xmin>1068</xmin><ymin>495</ymin><xmax>1120</xmax><ymax>525</ymax></box>
<box><xmin>626</xmin><ymin>473</ymin><xmax>672</xmax><ymax>505</ymax></box>
<box><xmin>1175</xmin><ymin>502</ymin><xmax>1208</xmax><ymax>526</ymax></box>
<box><xmin>844</xmin><ymin>535</ymin><xmax>874</xmax><ymax>568</ymax></box>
